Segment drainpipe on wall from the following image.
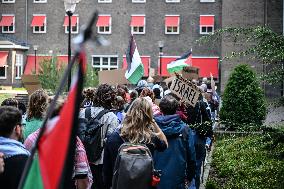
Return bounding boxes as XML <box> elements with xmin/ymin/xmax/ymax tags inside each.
<box><xmin>25</xmin><ymin>0</ymin><xmax>28</xmax><ymax>44</ymax></box>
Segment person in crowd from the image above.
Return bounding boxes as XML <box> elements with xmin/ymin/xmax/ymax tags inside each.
<box><xmin>103</xmin><ymin>97</ymin><xmax>168</xmax><ymax>189</ymax></box>
<box><xmin>164</xmin><ymin>81</ymin><xmax>172</xmax><ymax>96</ymax></box>
<box><xmin>82</xmin><ymin>88</ymin><xmax>96</xmax><ymax>108</ymax></box>
<box><xmin>23</xmin><ymin>89</ymin><xmax>48</xmax><ymax>139</ymax></box>
<box><xmin>152</xmin><ymin>84</ymin><xmax>164</xmax><ymax>98</ymax></box>
<box><xmin>117</xmin><ymin>85</ymin><xmax>130</xmax><ymax>103</ymax></box>
<box><xmin>186</xmin><ymin>94</ymin><xmax>212</xmax><ymax>189</ymax></box>
<box><xmin>125</xmin><ymin>90</ymin><xmax>138</xmax><ymax>112</ymax></box>
<box><xmin>154</xmin><ymin>95</ymin><xmax>196</xmax><ymax>189</ymax></box>
<box><xmin>140</xmin><ymin>88</ymin><xmax>161</xmax><ymax>115</ymax></box>
<box><xmin>0</xmin><ymin>152</ymin><xmax>4</xmax><ymax>174</ymax></box>
<box><xmin>153</xmin><ymin>87</ymin><xmax>162</xmax><ymax>106</ymax></box>
<box><xmin>135</xmin><ymin>80</ymin><xmax>148</xmax><ymax>96</ymax></box>
<box><xmin>0</xmin><ymin>106</ymin><xmax>30</xmax><ymax>189</ymax></box>
<box><xmin>18</xmin><ymin>102</ymin><xmax>27</xmax><ymax>119</ymax></box>
<box><xmin>147</xmin><ymin>76</ymin><xmax>155</xmax><ymax>89</ymax></box>
<box><xmin>1</xmin><ymin>98</ymin><xmax>18</xmax><ymax>108</ymax></box>
<box><xmin>113</xmin><ymin>96</ymin><xmax>126</xmax><ymax>124</ymax></box>
<box><xmin>24</xmin><ymin>97</ymin><xmax>93</xmax><ymax>189</ymax></box>
<box><xmin>79</xmin><ymin>84</ymin><xmax>119</xmax><ymax>189</ymax></box>
<box><xmin>116</xmin><ymin>88</ymin><xmax>129</xmax><ymax>111</ymax></box>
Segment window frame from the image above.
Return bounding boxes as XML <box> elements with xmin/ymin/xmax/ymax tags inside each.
<box><xmin>165</xmin><ymin>0</ymin><xmax>180</xmax><ymax>3</ymax></box>
<box><xmin>200</xmin><ymin>25</ymin><xmax>214</xmax><ymax>34</ymax></box>
<box><xmin>0</xmin><ymin>66</ymin><xmax>7</xmax><ymax>79</ymax></box>
<box><xmin>1</xmin><ymin>14</ymin><xmax>15</xmax><ymax>34</ymax></box>
<box><xmin>97</xmin><ymin>15</ymin><xmax>112</xmax><ymax>35</ymax></box>
<box><xmin>165</xmin><ymin>15</ymin><xmax>180</xmax><ymax>35</ymax></box>
<box><xmin>32</xmin><ymin>14</ymin><xmax>46</xmax><ymax>34</ymax></box>
<box><xmin>98</xmin><ymin>0</ymin><xmax>112</xmax><ymax>3</ymax></box>
<box><xmin>200</xmin><ymin>0</ymin><xmax>215</xmax><ymax>2</ymax></box>
<box><xmin>15</xmin><ymin>54</ymin><xmax>23</xmax><ymax>79</ymax></box>
<box><xmin>33</xmin><ymin>0</ymin><xmax>47</xmax><ymax>3</ymax></box>
<box><xmin>2</xmin><ymin>0</ymin><xmax>15</xmax><ymax>3</ymax></box>
<box><xmin>64</xmin><ymin>15</ymin><xmax>79</xmax><ymax>34</ymax></box>
<box><xmin>132</xmin><ymin>0</ymin><xmax>146</xmax><ymax>3</ymax></box>
<box><xmin>91</xmin><ymin>55</ymin><xmax>119</xmax><ymax>71</ymax></box>
<box><xmin>131</xmin><ymin>15</ymin><xmax>146</xmax><ymax>35</ymax></box>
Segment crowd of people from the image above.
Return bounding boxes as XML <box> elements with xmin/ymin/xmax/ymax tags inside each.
<box><xmin>0</xmin><ymin>74</ymin><xmax>220</xmax><ymax>189</ymax></box>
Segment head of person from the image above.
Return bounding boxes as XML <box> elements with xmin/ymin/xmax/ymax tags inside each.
<box><xmin>117</xmin><ymin>85</ymin><xmax>129</xmax><ymax>93</ymax></box>
<box><xmin>116</xmin><ymin>88</ymin><xmax>127</xmax><ymax>102</ymax></box>
<box><xmin>130</xmin><ymin>90</ymin><xmax>138</xmax><ymax>101</ymax></box>
<box><xmin>114</xmin><ymin>96</ymin><xmax>125</xmax><ymax>111</ymax></box>
<box><xmin>27</xmin><ymin>89</ymin><xmax>48</xmax><ymax>120</ymax></box>
<box><xmin>48</xmin><ymin>96</ymin><xmax>65</xmax><ymax>118</ymax></box>
<box><xmin>140</xmin><ymin>88</ymin><xmax>155</xmax><ymax>102</ymax></box>
<box><xmin>1</xmin><ymin>98</ymin><xmax>18</xmax><ymax>108</ymax></box>
<box><xmin>121</xmin><ymin>98</ymin><xmax>153</xmax><ymax>144</ymax></box>
<box><xmin>159</xmin><ymin>95</ymin><xmax>179</xmax><ymax>115</ymax></box>
<box><xmin>153</xmin><ymin>88</ymin><xmax>161</xmax><ymax>99</ymax></box>
<box><xmin>95</xmin><ymin>84</ymin><xmax>116</xmax><ymax>110</ymax></box>
<box><xmin>82</xmin><ymin>87</ymin><xmax>96</xmax><ymax>108</ymax></box>
<box><xmin>0</xmin><ymin>106</ymin><xmax>23</xmax><ymax>141</ymax></box>
<box><xmin>18</xmin><ymin>102</ymin><xmax>27</xmax><ymax>115</ymax></box>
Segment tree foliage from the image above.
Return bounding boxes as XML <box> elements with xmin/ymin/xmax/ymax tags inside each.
<box><xmin>220</xmin><ymin>64</ymin><xmax>266</xmax><ymax>130</ymax></box>
<box><xmin>197</xmin><ymin>26</ymin><xmax>284</xmax><ymax>84</ymax></box>
<box><xmin>38</xmin><ymin>57</ymin><xmax>98</xmax><ymax>93</ymax></box>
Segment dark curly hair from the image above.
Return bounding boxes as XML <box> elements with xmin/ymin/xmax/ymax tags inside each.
<box><xmin>27</xmin><ymin>89</ymin><xmax>48</xmax><ymax>120</ymax></box>
<box><xmin>139</xmin><ymin>88</ymin><xmax>155</xmax><ymax>102</ymax></box>
<box><xmin>95</xmin><ymin>84</ymin><xmax>116</xmax><ymax>109</ymax></box>
<box><xmin>1</xmin><ymin>98</ymin><xmax>18</xmax><ymax>108</ymax></box>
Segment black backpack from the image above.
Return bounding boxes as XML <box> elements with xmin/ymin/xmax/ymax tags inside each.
<box><xmin>78</xmin><ymin>107</ymin><xmax>110</xmax><ymax>163</ymax></box>
<box><xmin>112</xmin><ymin>143</ymin><xmax>153</xmax><ymax>189</ymax></box>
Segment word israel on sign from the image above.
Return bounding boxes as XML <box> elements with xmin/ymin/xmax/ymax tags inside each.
<box><xmin>169</xmin><ymin>75</ymin><xmax>202</xmax><ymax>107</ymax></box>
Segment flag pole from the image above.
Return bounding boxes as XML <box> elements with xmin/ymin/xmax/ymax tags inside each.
<box><xmin>18</xmin><ymin>11</ymin><xmax>99</xmax><ymax>189</ymax></box>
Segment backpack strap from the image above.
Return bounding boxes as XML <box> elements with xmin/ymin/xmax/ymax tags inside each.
<box><xmin>95</xmin><ymin>109</ymin><xmax>110</xmax><ymax>120</ymax></box>
<box><xmin>85</xmin><ymin>107</ymin><xmax>92</xmax><ymax>120</ymax></box>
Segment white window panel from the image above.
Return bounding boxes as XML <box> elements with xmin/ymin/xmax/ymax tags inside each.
<box><xmin>0</xmin><ymin>66</ymin><xmax>7</xmax><ymax>79</ymax></box>
<box><xmin>132</xmin><ymin>0</ymin><xmax>146</xmax><ymax>3</ymax></box>
<box><xmin>200</xmin><ymin>0</ymin><xmax>215</xmax><ymax>2</ymax></box>
<box><xmin>34</xmin><ymin>0</ymin><xmax>47</xmax><ymax>3</ymax></box>
<box><xmin>2</xmin><ymin>0</ymin><xmax>15</xmax><ymax>3</ymax></box>
<box><xmin>200</xmin><ymin>26</ymin><xmax>214</xmax><ymax>34</ymax></box>
<box><xmin>65</xmin><ymin>16</ymin><xmax>79</xmax><ymax>34</ymax></box>
<box><xmin>165</xmin><ymin>0</ymin><xmax>180</xmax><ymax>3</ymax></box>
<box><xmin>98</xmin><ymin>0</ymin><xmax>112</xmax><ymax>3</ymax></box>
<box><xmin>92</xmin><ymin>55</ymin><xmax>118</xmax><ymax>71</ymax></box>
<box><xmin>1</xmin><ymin>15</ymin><xmax>15</xmax><ymax>34</ymax></box>
<box><xmin>15</xmin><ymin>54</ymin><xmax>23</xmax><ymax>79</ymax></box>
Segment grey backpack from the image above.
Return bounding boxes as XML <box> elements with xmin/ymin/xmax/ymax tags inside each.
<box><xmin>112</xmin><ymin>143</ymin><xmax>153</xmax><ymax>189</ymax></box>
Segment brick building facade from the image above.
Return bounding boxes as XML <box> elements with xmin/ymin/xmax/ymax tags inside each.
<box><xmin>0</xmin><ymin>0</ymin><xmax>283</xmax><ymax>96</ymax></box>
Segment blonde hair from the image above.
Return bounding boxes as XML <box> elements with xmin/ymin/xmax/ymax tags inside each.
<box><xmin>121</xmin><ymin>98</ymin><xmax>154</xmax><ymax>144</ymax></box>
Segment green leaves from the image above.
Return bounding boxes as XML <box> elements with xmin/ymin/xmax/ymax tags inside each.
<box><xmin>197</xmin><ymin>26</ymin><xmax>284</xmax><ymax>84</ymax></box>
<box><xmin>220</xmin><ymin>64</ymin><xmax>266</xmax><ymax>130</ymax></box>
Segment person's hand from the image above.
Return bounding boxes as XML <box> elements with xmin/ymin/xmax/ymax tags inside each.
<box><xmin>0</xmin><ymin>152</ymin><xmax>4</xmax><ymax>174</ymax></box>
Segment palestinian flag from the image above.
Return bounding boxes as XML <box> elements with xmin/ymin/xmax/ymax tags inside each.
<box><xmin>125</xmin><ymin>35</ymin><xmax>144</xmax><ymax>84</ymax></box>
<box><xmin>167</xmin><ymin>50</ymin><xmax>192</xmax><ymax>73</ymax></box>
<box><xmin>19</xmin><ymin>52</ymin><xmax>86</xmax><ymax>189</ymax></box>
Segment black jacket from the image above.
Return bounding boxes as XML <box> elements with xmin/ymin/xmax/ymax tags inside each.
<box><xmin>0</xmin><ymin>154</ymin><xmax>28</xmax><ymax>189</ymax></box>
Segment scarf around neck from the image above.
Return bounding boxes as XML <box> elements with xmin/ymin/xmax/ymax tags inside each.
<box><xmin>0</xmin><ymin>136</ymin><xmax>30</xmax><ymax>159</ymax></box>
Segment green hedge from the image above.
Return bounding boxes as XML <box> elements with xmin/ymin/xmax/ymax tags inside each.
<box><xmin>220</xmin><ymin>64</ymin><xmax>266</xmax><ymax>130</ymax></box>
<box><xmin>207</xmin><ymin>131</ymin><xmax>284</xmax><ymax>189</ymax></box>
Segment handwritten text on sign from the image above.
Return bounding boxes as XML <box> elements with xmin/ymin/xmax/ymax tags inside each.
<box><xmin>169</xmin><ymin>76</ymin><xmax>201</xmax><ymax>107</ymax></box>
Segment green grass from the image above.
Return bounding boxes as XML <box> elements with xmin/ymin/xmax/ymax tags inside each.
<box><xmin>208</xmin><ymin>131</ymin><xmax>284</xmax><ymax>189</ymax></box>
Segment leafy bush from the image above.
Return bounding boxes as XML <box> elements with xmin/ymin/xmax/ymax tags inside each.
<box><xmin>38</xmin><ymin>57</ymin><xmax>98</xmax><ymax>93</ymax></box>
<box><xmin>210</xmin><ymin>134</ymin><xmax>284</xmax><ymax>189</ymax></box>
<box><xmin>220</xmin><ymin>64</ymin><xmax>266</xmax><ymax>130</ymax></box>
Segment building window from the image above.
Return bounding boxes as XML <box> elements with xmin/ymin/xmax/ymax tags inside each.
<box><xmin>0</xmin><ymin>66</ymin><xmax>7</xmax><ymax>79</ymax></box>
<box><xmin>200</xmin><ymin>15</ymin><xmax>214</xmax><ymax>34</ymax></box>
<box><xmin>132</xmin><ymin>0</ymin><xmax>146</xmax><ymax>3</ymax></box>
<box><xmin>92</xmin><ymin>56</ymin><xmax>118</xmax><ymax>71</ymax></box>
<box><xmin>98</xmin><ymin>0</ymin><xmax>112</xmax><ymax>3</ymax></box>
<box><xmin>130</xmin><ymin>15</ymin><xmax>145</xmax><ymax>35</ymax></box>
<box><xmin>200</xmin><ymin>0</ymin><xmax>215</xmax><ymax>2</ymax></box>
<box><xmin>2</xmin><ymin>0</ymin><xmax>15</xmax><ymax>3</ymax></box>
<box><xmin>165</xmin><ymin>15</ymin><xmax>180</xmax><ymax>34</ymax></box>
<box><xmin>15</xmin><ymin>54</ymin><xmax>23</xmax><ymax>79</ymax></box>
<box><xmin>165</xmin><ymin>0</ymin><xmax>180</xmax><ymax>3</ymax></box>
<box><xmin>31</xmin><ymin>15</ymin><xmax>46</xmax><ymax>33</ymax></box>
<box><xmin>63</xmin><ymin>15</ymin><xmax>79</xmax><ymax>34</ymax></box>
<box><xmin>0</xmin><ymin>15</ymin><xmax>15</xmax><ymax>33</ymax></box>
<box><xmin>96</xmin><ymin>15</ymin><xmax>111</xmax><ymax>34</ymax></box>
<box><xmin>33</xmin><ymin>0</ymin><xmax>47</xmax><ymax>3</ymax></box>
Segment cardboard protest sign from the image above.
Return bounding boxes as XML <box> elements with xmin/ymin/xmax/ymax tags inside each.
<box><xmin>169</xmin><ymin>74</ymin><xmax>202</xmax><ymax>107</ymax></box>
<box><xmin>182</xmin><ymin>66</ymin><xmax>199</xmax><ymax>80</ymax></box>
<box><xmin>98</xmin><ymin>69</ymin><xmax>129</xmax><ymax>85</ymax></box>
<box><xmin>21</xmin><ymin>75</ymin><xmax>42</xmax><ymax>95</ymax></box>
